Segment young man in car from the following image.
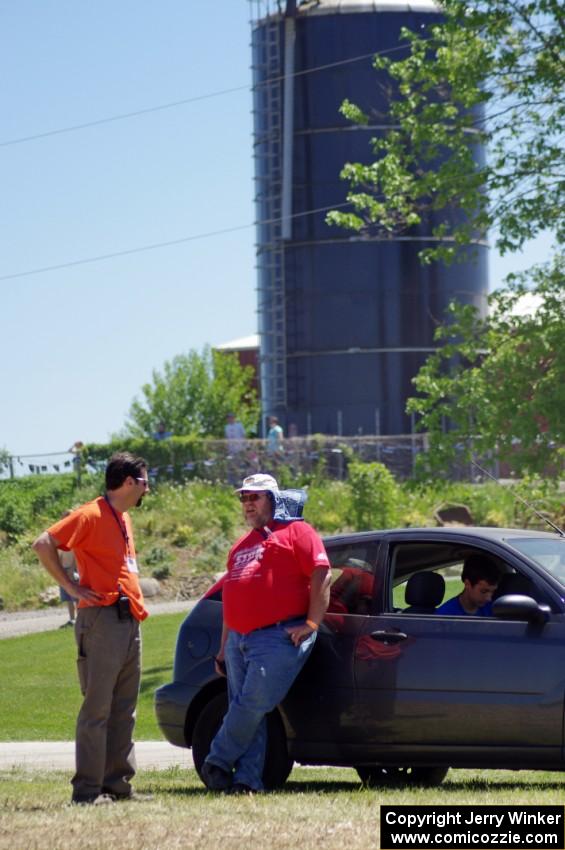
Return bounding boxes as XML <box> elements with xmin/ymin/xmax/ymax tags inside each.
<box><xmin>32</xmin><ymin>452</ymin><xmax>150</xmax><ymax>805</ymax></box>
<box><xmin>436</xmin><ymin>553</ymin><xmax>501</xmax><ymax>616</ymax></box>
<box><xmin>201</xmin><ymin>472</ymin><xmax>331</xmax><ymax>795</ymax></box>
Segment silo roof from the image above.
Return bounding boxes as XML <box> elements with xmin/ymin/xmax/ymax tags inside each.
<box><xmin>297</xmin><ymin>0</ymin><xmax>440</xmax><ymax>13</ymax></box>
<box><xmin>215</xmin><ymin>334</ymin><xmax>259</xmax><ymax>351</ymax></box>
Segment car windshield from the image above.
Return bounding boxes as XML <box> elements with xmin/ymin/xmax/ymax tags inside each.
<box><xmin>508</xmin><ymin>537</ymin><xmax>565</xmax><ymax>587</ymax></box>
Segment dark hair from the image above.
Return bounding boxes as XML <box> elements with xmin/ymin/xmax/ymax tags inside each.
<box><xmin>462</xmin><ymin>553</ymin><xmax>501</xmax><ymax>587</ymax></box>
<box><xmin>105</xmin><ymin>452</ymin><xmax>147</xmax><ymax>491</ymax></box>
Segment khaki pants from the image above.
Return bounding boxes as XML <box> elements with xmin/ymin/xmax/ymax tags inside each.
<box><xmin>72</xmin><ymin>606</ymin><xmax>141</xmax><ymax>801</ymax></box>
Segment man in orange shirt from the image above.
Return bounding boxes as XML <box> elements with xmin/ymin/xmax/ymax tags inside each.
<box><xmin>33</xmin><ymin>452</ymin><xmax>150</xmax><ymax>805</ymax></box>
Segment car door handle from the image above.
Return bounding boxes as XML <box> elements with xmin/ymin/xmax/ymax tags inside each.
<box><xmin>369</xmin><ymin>630</ymin><xmax>408</xmax><ymax>644</ymax></box>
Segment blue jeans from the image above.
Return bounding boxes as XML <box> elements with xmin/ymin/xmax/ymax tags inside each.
<box><xmin>205</xmin><ymin>619</ymin><xmax>316</xmax><ymax>790</ymax></box>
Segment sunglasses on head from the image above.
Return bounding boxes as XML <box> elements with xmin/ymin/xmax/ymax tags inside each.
<box><xmin>238</xmin><ymin>492</ymin><xmax>263</xmax><ymax>503</ymax></box>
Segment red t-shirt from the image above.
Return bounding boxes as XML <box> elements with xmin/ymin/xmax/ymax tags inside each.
<box><xmin>222</xmin><ymin>521</ymin><xmax>330</xmax><ymax>634</ymax></box>
<box><xmin>47</xmin><ymin>496</ymin><xmax>148</xmax><ymax>622</ymax></box>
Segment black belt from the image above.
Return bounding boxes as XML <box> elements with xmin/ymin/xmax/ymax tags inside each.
<box><xmin>254</xmin><ymin>617</ymin><xmax>299</xmax><ymax>632</ymax></box>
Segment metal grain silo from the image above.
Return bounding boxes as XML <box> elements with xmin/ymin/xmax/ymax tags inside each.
<box><xmin>250</xmin><ymin>0</ymin><xmax>488</xmax><ymax>436</ymax></box>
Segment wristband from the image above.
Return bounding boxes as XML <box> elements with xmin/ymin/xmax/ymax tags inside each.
<box><xmin>306</xmin><ymin>619</ymin><xmax>319</xmax><ymax>632</ymax></box>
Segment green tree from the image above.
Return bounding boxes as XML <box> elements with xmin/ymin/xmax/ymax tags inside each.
<box><xmin>327</xmin><ymin>0</ymin><xmax>564</xmax><ymax>265</ymax></box>
<box><xmin>125</xmin><ymin>346</ymin><xmax>259</xmax><ymax>438</ymax></box>
<box><xmin>407</xmin><ymin>256</ymin><xmax>565</xmax><ymax>476</ymax></box>
<box><xmin>327</xmin><ymin>0</ymin><xmax>564</xmax><ymax>473</ymax></box>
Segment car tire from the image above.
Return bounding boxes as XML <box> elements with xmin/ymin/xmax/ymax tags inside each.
<box><xmin>192</xmin><ymin>691</ymin><xmax>294</xmax><ymax>790</ymax></box>
<box><xmin>356</xmin><ymin>765</ymin><xmax>449</xmax><ymax>787</ymax></box>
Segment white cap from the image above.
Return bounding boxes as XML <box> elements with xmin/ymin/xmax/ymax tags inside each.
<box><xmin>236</xmin><ymin>473</ymin><xmax>279</xmax><ymax>492</ymax></box>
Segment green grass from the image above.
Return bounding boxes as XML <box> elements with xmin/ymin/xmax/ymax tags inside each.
<box><xmin>0</xmin><ymin>612</ymin><xmax>185</xmax><ymax>740</ymax></box>
<box><xmin>1</xmin><ymin>766</ymin><xmax>564</xmax><ymax>850</ymax></box>
<box><xmin>2</xmin><ymin>616</ymin><xmax>565</xmax><ymax>848</ymax></box>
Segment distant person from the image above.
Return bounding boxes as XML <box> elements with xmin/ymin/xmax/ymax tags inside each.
<box><xmin>224</xmin><ymin>413</ymin><xmax>246</xmax><ymax>455</ymax></box>
<box><xmin>32</xmin><ymin>452</ymin><xmax>150</xmax><ymax>805</ymax></box>
<box><xmin>69</xmin><ymin>441</ymin><xmax>84</xmax><ymax>481</ymax></box>
<box><xmin>266</xmin><ymin>416</ymin><xmax>284</xmax><ymax>456</ymax></box>
<box><xmin>153</xmin><ymin>421</ymin><xmax>172</xmax><ymax>440</ymax></box>
<box><xmin>58</xmin><ymin>511</ymin><xmax>79</xmax><ymax>627</ymax></box>
<box><xmin>225</xmin><ymin>413</ymin><xmax>246</xmax><ymax>485</ymax></box>
<box><xmin>436</xmin><ymin>554</ymin><xmax>501</xmax><ymax>617</ymax></box>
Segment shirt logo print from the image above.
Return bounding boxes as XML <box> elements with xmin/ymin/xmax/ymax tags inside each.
<box><xmin>230</xmin><ymin>544</ymin><xmax>264</xmax><ymax>580</ymax></box>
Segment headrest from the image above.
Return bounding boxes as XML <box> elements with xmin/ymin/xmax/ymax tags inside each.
<box><xmin>493</xmin><ymin>573</ymin><xmax>536</xmax><ymax>600</ymax></box>
<box><xmin>405</xmin><ymin>571</ymin><xmax>446</xmax><ymax>607</ymax></box>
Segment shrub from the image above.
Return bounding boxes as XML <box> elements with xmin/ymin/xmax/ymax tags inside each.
<box><xmin>0</xmin><ymin>549</ymin><xmax>53</xmax><ymax>611</ymax></box>
<box><xmin>303</xmin><ymin>481</ymin><xmax>352</xmax><ymax>533</ymax></box>
<box><xmin>144</xmin><ymin>546</ymin><xmax>170</xmax><ymax>566</ymax></box>
<box><xmin>347</xmin><ymin>462</ymin><xmax>401</xmax><ymax>530</ymax></box>
<box><xmin>0</xmin><ymin>502</ymin><xmax>30</xmax><ymax>541</ymax></box>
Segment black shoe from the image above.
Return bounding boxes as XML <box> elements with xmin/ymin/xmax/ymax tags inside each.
<box><xmin>71</xmin><ymin>793</ymin><xmax>115</xmax><ymax>806</ymax></box>
<box><xmin>227</xmin><ymin>783</ymin><xmax>256</xmax><ymax>796</ymax></box>
<box><xmin>201</xmin><ymin>761</ymin><xmax>233</xmax><ymax>791</ymax></box>
<box><xmin>102</xmin><ymin>788</ymin><xmax>153</xmax><ymax>802</ymax></box>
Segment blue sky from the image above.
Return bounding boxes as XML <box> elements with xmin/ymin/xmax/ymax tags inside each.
<box><xmin>0</xmin><ymin>1</ymin><xmax>551</xmax><ymax>458</ymax></box>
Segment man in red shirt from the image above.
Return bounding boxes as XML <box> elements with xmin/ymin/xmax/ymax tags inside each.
<box><xmin>32</xmin><ymin>452</ymin><xmax>150</xmax><ymax>805</ymax></box>
<box><xmin>201</xmin><ymin>473</ymin><xmax>331</xmax><ymax>794</ymax></box>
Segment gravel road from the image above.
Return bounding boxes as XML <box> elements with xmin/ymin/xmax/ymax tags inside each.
<box><xmin>0</xmin><ymin>598</ymin><xmax>196</xmax><ymax>639</ymax></box>
<box><xmin>0</xmin><ymin>740</ymin><xmax>194</xmax><ymax>771</ymax></box>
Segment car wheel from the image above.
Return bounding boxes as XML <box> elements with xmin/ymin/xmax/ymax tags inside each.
<box><xmin>356</xmin><ymin>765</ymin><xmax>449</xmax><ymax>787</ymax></box>
<box><xmin>192</xmin><ymin>691</ymin><xmax>293</xmax><ymax>790</ymax></box>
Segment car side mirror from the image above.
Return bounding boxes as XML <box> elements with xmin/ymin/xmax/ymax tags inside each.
<box><xmin>492</xmin><ymin>594</ymin><xmax>551</xmax><ymax>626</ymax></box>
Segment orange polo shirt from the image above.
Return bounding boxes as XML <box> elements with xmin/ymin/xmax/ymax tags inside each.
<box><xmin>47</xmin><ymin>496</ymin><xmax>148</xmax><ymax>622</ymax></box>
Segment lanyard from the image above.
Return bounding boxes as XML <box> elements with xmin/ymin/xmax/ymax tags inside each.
<box><xmin>104</xmin><ymin>494</ymin><xmax>131</xmax><ymax>556</ymax></box>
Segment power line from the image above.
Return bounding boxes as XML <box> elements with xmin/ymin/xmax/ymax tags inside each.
<box><xmin>8</xmin><ymin>15</ymin><xmax>555</xmax><ymax>151</ymax></box>
<box><xmin>0</xmin><ymin>31</ymin><xmax>449</xmax><ymax>282</ymax></box>
<box><xmin>0</xmin><ymin>42</ymin><xmax>415</xmax><ymax>149</ymax></box>
<box><xmin>0</xmin><ymin>86</ymin><xmax>248</xmax><ymax>149</ymax></box>
<box><xmin>0</xmin><ymin>202</ymin><xmax>353</xmax><ymax>282</ymax></box>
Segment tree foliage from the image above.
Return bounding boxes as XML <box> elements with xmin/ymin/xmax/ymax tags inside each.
<box><xmin>327</xmin><ymin>0</ymin><xmax>564</xmax><ymax>472</ymax></box>
<box><xmin>125</xmin><ymin>346</ymin><xmax>260</xmax><ymax>439</ymax></box>
<box><xmin>407</xmin><ymin>255</ymin><xmax>565</xmax><ymax>476</ymax></box>
<box><xmin>327</xmin><ymin>0</ymin><xmax>564</xmax><ymax>265</ymax></box>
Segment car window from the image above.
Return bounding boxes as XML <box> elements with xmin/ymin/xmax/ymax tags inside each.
<box><xmin>388</xmin><ymin>542</ymin><xmax>470</xmax><ymax>613</ymax></box>
<box><xmin>386</xmin><ymin>542</ymin><xmax>524</xmax><ymax>615</ymax></box>
<box><xmin>326</xmin><ymin>542</ymin><xmax>380</xmax><ymax>616</ymax></box>
<box><xmin>507</xmin><ymin>537</ymin><xmax>565</xmax><ymax>588</ymax></box>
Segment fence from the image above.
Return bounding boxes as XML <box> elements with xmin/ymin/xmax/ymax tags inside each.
<box><xmin>1</xmin><ymin>435</ymin><xmax>430</xmax><ymax>484</ymax></box>
<box><xmin>188</xmin><ymin>435</ymin><xmax>429</xmax><ymax>483</ymax></box>
<box><xmin>0</xmin><ymin>450</ymin><xmax>79</xmax><ymax>481</ymax></box>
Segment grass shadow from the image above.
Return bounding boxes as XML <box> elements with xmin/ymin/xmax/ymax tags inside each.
<box><xmin>444</xmin><ymin>778</ymin><xmax>565</xmax><ymax>792</ymax></box>
<box><xmin>139</xmin><ymin>665</ymin><xmax>173</xmax><ymax>695</ymax></box>
<box><xmin>161</xmin><ymin>778</ymin><xmax>361</xmax><ymax>797</ymax></box>
<box><xmin>279</xmin><ymin>779</ymin><xmax>361</xmax><ymax>793</ymax></box>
